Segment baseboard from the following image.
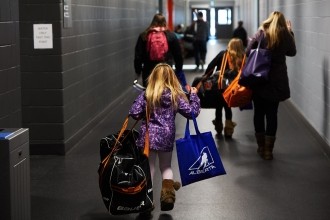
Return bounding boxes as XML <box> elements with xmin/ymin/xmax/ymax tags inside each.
<box><xmin>284</xmin><ymin>100</ymin><xmax>330</xmax><ymax>159</ymax></box>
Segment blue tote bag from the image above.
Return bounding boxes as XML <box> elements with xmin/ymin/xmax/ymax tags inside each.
<box><xmin>176</xmin><ymin>115</ymin><xmax>226</xmax><ymax>186</ymax></box>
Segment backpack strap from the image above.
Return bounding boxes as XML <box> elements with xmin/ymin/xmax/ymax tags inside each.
<box><xmin>151</xmin><ymin>27</ymin><xmax>167</xmax><ymax>32</ymax></box>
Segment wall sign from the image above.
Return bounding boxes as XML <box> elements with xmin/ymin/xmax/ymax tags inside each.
<box><xmin>63</xmin><ymin>0</ymin><xmax>72</xmax><ymax>28</ymax></box>
<box><xmin>33</xmin><ymin>24</ymin><xmax>53</xmax><ymax>49</ymax></box>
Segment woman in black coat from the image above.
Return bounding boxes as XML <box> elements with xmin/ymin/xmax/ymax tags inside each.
<box><xmin>246</xmin><ymin>11</ymin><xmax>296</xmax><ymax>160</ymax></box>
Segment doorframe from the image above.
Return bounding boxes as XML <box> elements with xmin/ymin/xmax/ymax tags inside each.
<box><xmin>214</xmin><ymin>6</ymin><xmax>234</xmax><ymax>39</ymax></box>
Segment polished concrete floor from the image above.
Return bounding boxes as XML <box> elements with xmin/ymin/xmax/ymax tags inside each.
<box><xmin>30</xmin><ymin>40</ymin><xmax>330</xmax><ymax>220</ymax></box>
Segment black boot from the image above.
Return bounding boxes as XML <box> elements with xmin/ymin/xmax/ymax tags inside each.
<box><xmin>212</xmin><ymin>119</ymin><xmax>223</xmax><ymax>134</ymax></box>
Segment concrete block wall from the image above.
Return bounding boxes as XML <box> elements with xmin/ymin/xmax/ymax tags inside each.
<box><xmin>173</xmin><ymin>0</ymin><xmax>185</xmax><ymax>28</ymax></box>
<box><xmin>0</xmin><ymin>0</ymin><xmax>21</xmax><ymax>128</ymax></box>
<box><xmin>235</xmin><ymin>0</ymin><xmax>258</xmax><ymax>38</ymax></box>
<box><xmin>268</xmin><ymin>0</ymin><xmax>330</xmax><ymax>147</ymax></box>
<box><xmin>20</xmin><ymin>0</ymin><xmax>158</xmax><ymax>154</ymax></box>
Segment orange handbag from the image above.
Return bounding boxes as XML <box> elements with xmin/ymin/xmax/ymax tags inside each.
<box><xmin>223</xmin><ymin>55</ymin><xmax>252</xmax><ymax>108</ymax></box>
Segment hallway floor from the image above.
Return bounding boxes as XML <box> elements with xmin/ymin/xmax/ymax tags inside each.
<box><xmin>30</xmin><ymin>40</ymin><xmax>330</xmax><ymax>220</ymax></box>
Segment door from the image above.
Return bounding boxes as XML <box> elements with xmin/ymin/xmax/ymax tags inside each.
<box><xmin>215</xmin><ymin>7</ymin><xmax>233</xmax><ymax>39</ymax></box>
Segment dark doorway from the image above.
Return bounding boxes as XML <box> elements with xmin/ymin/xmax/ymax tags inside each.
<box><xmin>214</xmin><ymin>7</ymin><xmax>234</xmax><ymax>39</ymax></box>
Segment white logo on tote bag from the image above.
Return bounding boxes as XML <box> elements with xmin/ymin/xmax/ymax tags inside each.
<box><xmin>188</xmin><ymin>146</ymin><xmax>216</xmax><ymax>175</ymax></box>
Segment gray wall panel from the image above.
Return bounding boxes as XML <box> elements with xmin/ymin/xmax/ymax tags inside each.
<box><xmin>20</xmin><ymin>0</ymin><xmax>158</xmax><ymax>154</ymax></box>
<box><xmin>0</xmin><ymin>0</ymin><xmax>21</xmax><ymax>128</ymax></box>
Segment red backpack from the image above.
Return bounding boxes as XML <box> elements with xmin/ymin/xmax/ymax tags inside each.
<box><xmin>147</xmin><ymin>27</ymin><xmax>168</xmax><ymax>61</ymax></box>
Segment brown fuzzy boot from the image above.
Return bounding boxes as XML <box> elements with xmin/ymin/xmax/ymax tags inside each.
<box><xmin>224</xmin><ymin>120</ymin><xmax>237</xmax><ymax>138</ymax></box>
<box><xmin>160</xmin><ymin>179</ymin><xmax>181</xmax><ymax>211</ymax></box>
<box><xmin>255</xmin><ymin>132</ymin><xmax>265</xmax><ymax>157</ymax></box>
<box><xmin>263</xmin><ymin>136</ymin><xmax>276</xmax><ymax>160</ymax></box>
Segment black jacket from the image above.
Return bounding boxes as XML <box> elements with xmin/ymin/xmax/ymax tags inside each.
<box><xmin>204</xmin><ymin>50</ymin><xmax>228</xmax><ymax>75</ymax></box>
<box><xmin>134</xmin><ymin>30</ymin><xmax>183</xmax><ymax>86</ymax></box>
<box><xmin>233</xmin><ymin>27</ymin><xmax>248</xmax><ymax>47</ymax></box>
<box><xmin>246</xmin><ymin>29</ymin><xmax>296</xmax><ymax>102</ymax></box>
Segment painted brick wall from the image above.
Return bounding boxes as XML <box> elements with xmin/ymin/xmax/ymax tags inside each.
<box><xmin>20</xmin><ymin>0</ymin><xmax>158</xmax><ymax>154</ymax></box>
<box><xmin>0</xmin><ymin>0</ymin><xmax>21</xmax><ymax>128</ymax></box>
<box><xmin>173</xmin><ymin>0</ymin><xmax>185</xmax><ymax>27</ymax></box>
<box><xmin>269</xmin><ymin>0</ymin><xmax>330</xmax><ymax>146</ymax></box>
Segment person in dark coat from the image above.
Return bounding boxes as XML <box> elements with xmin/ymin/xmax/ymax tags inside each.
<box><xmin>233</xmin><ymin>20</ymin><xmax>248</xmax><ymax>47</ymax></box>
<box><xmin>190</xmin><ymin>11</ymin><xmax>210</xmax><ymax>71</ymax></box>
<box><xmin>246</xmin><ymin>11</ymin><xmax>296</xmax><ymax>160</ymax></box>
<box><xmin>134</xmin><ymin>14</ymin><xmax>187</xmax><ymax>90</ymax></box>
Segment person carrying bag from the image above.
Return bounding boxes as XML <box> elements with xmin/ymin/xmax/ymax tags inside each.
<box><xmin>98</xmin><ymin>116</ymin><xmax>153</xmax><ymax>215</ymax></box>
<box><xmin>129</xmin><ymin>63</ymin><xmax>201</xmax><ymax>213</ymax></box>
<box><xmin>192</xmin><ymin>38</ymin><xmax>246</xmax><ymax>138</ymax></box>
<box><xmin>246</xmin><ymin>11</ymin><xmax>296</xmax><ymax>160</ymax></box>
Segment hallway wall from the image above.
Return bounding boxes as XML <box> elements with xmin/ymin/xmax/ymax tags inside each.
<box><xmin>19</xmin><ymin>0</ymin><xmax>158</xmax><ymax>154</ymax></box>
<box><xmin>235</xmin><ymin>0</ymin><xmax>258</xmax><ymax>38</ymax></box>
<box><xmin>0</xmin><ymin>0</ymin><xmax>21</xmax><ymax>128</ymax></box>
<box><xmin>233</xmin><ymin>0</ymin><xmax>330</xmax><ymax>151</ymax></box>
<box><xmin>236</xmin><ymin>0</ymin><xmax>330</xmax><ymax>149</ymax></box>
<box><xmin>173</xmin><ymin>0</ymin><xmax>185</xmax><ymax>28</ymax></box>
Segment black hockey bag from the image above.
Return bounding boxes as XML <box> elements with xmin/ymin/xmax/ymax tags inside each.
<box><xmin>98</xmin><ymin>116</ymin><xmax>153</xmax><ymax>215</ymax></box>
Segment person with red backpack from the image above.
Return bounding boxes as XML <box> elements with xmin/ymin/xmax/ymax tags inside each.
<box><xmin>134</xmin><ymin>13</ymin><xmax>189</xmax><ymax>91</ymax></box>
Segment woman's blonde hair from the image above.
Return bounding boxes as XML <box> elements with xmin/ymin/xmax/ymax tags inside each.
<box><xmin>260</xmin><ymin>11</ymin><xmax>290</xmax><ymax>49</ymax></box>
<box><xmin>227</xmin><ymin>38</ymin><xmax>245</xmax><ymax>71</ymax></box>
<box><xmin>146</xmin><ymin>63</ymin><xmax>187</xmax><ymax>110</ymax></box>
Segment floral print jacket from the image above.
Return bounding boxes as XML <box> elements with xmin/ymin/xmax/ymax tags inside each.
<box><xmin>129</xmin><ymin>89</ymin><xmax>200</xmax><ymax>152</ymax></box>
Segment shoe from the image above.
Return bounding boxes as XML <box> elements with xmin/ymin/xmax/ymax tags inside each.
<box><xmin>194</xmin><ymin>66</ymin><xmax>199</xmax><ymax>71</ymax></box>
<box><xmin>200</xmin><ymin>60</ymin><xmax>205</xmax><ymax>71</ymax></box>
<box><xmin>224</xmin><ymin>120</ymin><xmax>237</xmax><ymax>138</ymax></box>
<box><xmin>262</xmin><ymin>136</ymin><xmax>276</xmax><ymax>160</ymax></box>
<box><xmin>255</xmin><ymin>133</ymin><xmax>265</xmax><ymax>158</ymax></box>
<box><xmin>212</xmin><ymin>119</ymin><xmax>223</xmax><ymax>134</ymax></box>
<box><xmin>160</xmin><ymin>179</ymin><xmax>181</xmax><ymax>211</ymax></box>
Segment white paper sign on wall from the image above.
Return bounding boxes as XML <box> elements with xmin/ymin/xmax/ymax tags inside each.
<box><xmin>33</xmin><ymin>24</ymin><xmax>53</xmax><ymax>49</ymax></box>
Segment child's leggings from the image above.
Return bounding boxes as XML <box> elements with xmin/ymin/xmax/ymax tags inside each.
<box><xmin>148</xmin><ymin>150</ymin><xmax>173</xmax><ymax>181</ymax></box>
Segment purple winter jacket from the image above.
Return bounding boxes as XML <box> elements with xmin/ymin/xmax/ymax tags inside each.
<box><xmin>129</xmin><ymin>89</ymin><xmax>200</xmax><ymax>152</ymax></box>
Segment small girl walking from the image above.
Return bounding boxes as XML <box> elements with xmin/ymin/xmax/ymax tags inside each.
<box><xmin>129</xmin><ymin>63</ymin><xmax>200</xmax><ymax>212</ymax></box>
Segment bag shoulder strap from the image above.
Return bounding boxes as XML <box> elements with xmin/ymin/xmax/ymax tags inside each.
<box><xmin>257</xmin><ymin>31</ymin><xmax>266</xmax><ymax>49</ymax></box>
<box><xmin>99</xmin><ymin>116</ymin><xmax>139</xmax><ymax>182</ymax></box>
<box><xmin>217</xmin><ymin>51</ymin><xmax>228</xmax><ymax>89</ymax></box>
<box><xmin>144</xmin><ymin>104</ymin><xmax>150</xmax><ymax>157</ymax></box>
<box><xmin>223</xmin><ymin>54</ymin><xmax>247</xmax><ymax>96</ymax></box>
<box><xmin>235</xmin><ymin>54</ymin><xmax>247</xmax><ymax>80</ymax></box>
<box><xmin>195</xmin><ymin>51</ymin><xmax>227</xmax><ymax>91</ymax></box>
